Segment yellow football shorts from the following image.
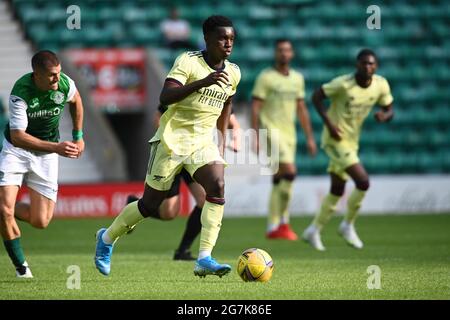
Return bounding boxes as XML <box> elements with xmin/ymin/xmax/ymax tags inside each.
<box><xmin>323</xmin><ymin>143</ymin><xmax>360</xmax><ymax>181</ymax></box>
<box><xmin>145</xmin><ymin>140</ymin><xmax>226</xmax><ymax>191</ymax></box>
<box><xmin>265</xmin><ymin>131</ymin><xmax>296</xmax><ymax>165</ymax></box>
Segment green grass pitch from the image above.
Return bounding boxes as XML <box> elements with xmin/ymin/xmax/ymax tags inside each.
<box><xmin>0</xmin><ymin>214</ymin><xmax>449</xmax><ymax>299</ymax></box>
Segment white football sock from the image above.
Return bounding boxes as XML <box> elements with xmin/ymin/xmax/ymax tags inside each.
<box><xmin>198</xmin><ymin>250</ymin><xmax>211</xmax><ymax>260</ymax></box>
<box><xmin>102</xmin><ymin>229</ymin><xmax>114</xmax><ymax>244</ymax></box>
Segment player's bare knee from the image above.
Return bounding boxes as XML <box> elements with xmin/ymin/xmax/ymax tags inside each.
<box><xmin>0</xmin><ymin>205</ymin><xmax>15</xmax><ymax>222</ymax></box>
<box><xmin>159</xmin><ymin>205</ymin><xmax>178</xmax><ymax>220</ymax></box>
<box><xmin>30</xmin><ymin>217</ymin><xmax>50</xmax><ymax>229</ymax></box>
<box><xmin>160</xmin><ymin>211</ymin><xmax>177</xmax><ymax>221</ymax></box>
<box><xmin>138</xmin><ymin>201</ymin><xmax>157</xmax><ymax>218</ymax></box>
<box><xmin>137</xmin><ymin>198</ymin><xmax>162</xmax><ymax>219</ymax></box>
<box><xmin>355</xmin><ymin>179</ymin><xmax>370</xmax><ymax>191</ymax></box>
<box><xmin>206</xmin><ymin>178</ymin><xmax>225</xmax><ymax>198</ymax></box>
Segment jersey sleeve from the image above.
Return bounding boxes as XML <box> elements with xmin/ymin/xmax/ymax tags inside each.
<box><xmin>377</xmin><ymin>78</ymin><xmax>394</xmax><ymax>107</ymax></box>
<box><xmin>322</xmin><ymin>75</ymin><xmax>345</xmax><ymax>98</ymax></box>
<box><xmin>252</xmin><ymin>71</ymin><xmax>269</xmax><ymax>100</ymax></box>
<box><xmin>66</xmin><ymin>75</ymin><xmax>77</xmax><ymax>102</ymax></box>
<box><xmin>297</xmin><ymin>74</ymin><xmax>305</xmax><ymax>99</ymax></box>
<box><xmin>166</xmin><ymin>52</ymin><xmax>191</xmax><ymax>85</ymax></box>
<box><xmin>8</xmin><ymin>95</ymin><xmax>28</xmax><ymax>130</ymax></box>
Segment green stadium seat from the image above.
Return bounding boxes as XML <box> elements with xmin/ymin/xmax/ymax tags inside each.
<box><xmin>441</xmin><ymin>151</ymin><xmax>450</xmax><ymax>171</ymax></box>
<box><xmin>12</xmin><ymin>0</ymin><xmax>449</xmax><ymax>175</ymax></box>
<box><xmin>129</xmin><ymin>24</ymin><xmax>160</xmax><ymax>45</ymax></box>
<box><xmin>249</xmin><ymin>5</ymin><xmax>276</xmax><ymax>20</ymax></box>
<box><xmin>417</xmin><ymin>153</ymin><xmax>441</xmax><ymax>173</ymax></box>
<box><xmin>178</xmin><ymin>4</ymin><xmax>213</xmax><ymax>21</ymax></box>
<box><xmin>123</xmin><ymin>6</ymin><xmax>148</xmax><ymax>23</ymax></box>
<box><xmin>363</xmin><ymin>149</ymin><xmax>393</xmax><ymax>174</ymax></box>
<box><xmin>64</xmin><ymin>6</ymin><xmax>95</xmax><ymax>23</ymax></box>
<box><xmin>216</xmin><ymin>4</ymin><xmax>250</xmax><ymax>19</ymax></box>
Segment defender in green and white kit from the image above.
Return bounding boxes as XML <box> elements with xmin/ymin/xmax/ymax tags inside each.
<box><xmin>0</xmin><ymin>50</ymin><xmax>85</xmax><ymax>278</ymax></box>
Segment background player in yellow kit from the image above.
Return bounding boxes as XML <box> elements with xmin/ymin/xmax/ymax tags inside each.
<box><xmin>252</xmin><ymin>39</ymin><xmax>317</xmax><ymax>240</ymax></box>
<box><xmin>94</xmin><ymin>16</ymin><xmax>240</xmax><ymax>278</ymax></box>
<box><xmin>302</xmin><ymin>49</ymin><xmax>394</xmax><ymax>251</ymax></box>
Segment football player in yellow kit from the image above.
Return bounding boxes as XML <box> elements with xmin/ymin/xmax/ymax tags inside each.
<box><xmin>252</xmin><ymin>39</ymin><xmax>317</xmax><ymax>240</ymax></box>
<box><xmin>303</xmin><ymin>49</ymin><xmax>394</xmax><ymax>251</ymax></box>
<box><xmin>125</xmin><ymin>106</ymin><xmax>242</xmax><ymax>261</ymax></box>
<box><xmin>94</xmin><ymin>16</ymin><xmax>240</xmax><ymax>278</ymax></box>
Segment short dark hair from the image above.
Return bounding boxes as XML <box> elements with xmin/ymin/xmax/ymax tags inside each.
<box><xmin>202</xmin><ymin>15</ymin><xmax>233</xmax><ymax>36</ymax></box>
<box><xmin>31</xmin><ymin>50</ymin><xmax>60</xmax><ymax>71</ymax></box>
<box><xmin>275</xmin><ymin>38</ymin><xmax>292</xmax><ymax>47</ymax></box>
<box><xmin>357</xmin><ymin>48</ymin><xmax>377</xmax><ymax>61</ymax></box>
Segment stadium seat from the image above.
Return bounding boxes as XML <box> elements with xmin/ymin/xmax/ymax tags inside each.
<box><xmin>11</xmin><ymin>0</ymin><xmax>449</xmax><ymax>174</ymax></box>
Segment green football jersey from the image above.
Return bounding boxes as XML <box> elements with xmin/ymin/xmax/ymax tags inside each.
<box><xmin>5</xmin><ymin>72</ymin><xmax>76</xmax><ymax>143</ymax></box>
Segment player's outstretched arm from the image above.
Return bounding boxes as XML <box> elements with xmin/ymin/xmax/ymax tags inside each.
<box><xmin>374</xmin><ymin>104</ymin><xmax>394</xmax><ymax>122</ymax></box>
<box><xmin>10</xmin><ymin>130</ymin><xmax>79</xmax><ymax>158</ymax></box>
<box><xmin>251</xmin><ymin>97</ymin><xmax>263</xmax><ymax>154</ymax></box>
<box><xmin>216</xmin><ymin>96</ymin><xmax>232</xmax><ymax>156</ymax></box>
<box><xmin>160</xmin><ymin>70</ymin><xmax>229</xmax><ymax>106</ymax></box>
<box><xmin>312</xmin><ymin>87</ymin><xmax>342</xmax><ymax>141</ymax></box>
<box><xmin>297</xmin><ymin>99</ymin><xmax>317</xmax><ymax>156</ymax></box>
<box><xmin>68</xmin><ymin>90</ymin><xmax>84</xmax><ymax>157</ymax></box>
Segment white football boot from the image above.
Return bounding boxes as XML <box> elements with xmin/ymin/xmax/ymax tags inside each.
<box><xmin>16</xmin><ymin>261</ymin><xmax>33</xmax><ymax>278</ymax></box>
<box><xmin>338</xmin><ymin>221</ymin><xmax>363</xmax><ymax>249</ymax></box>
<box><xmin>302</xmin><ymin>225</ymin><xmax>326</xmax><ymax>251</ymax></box>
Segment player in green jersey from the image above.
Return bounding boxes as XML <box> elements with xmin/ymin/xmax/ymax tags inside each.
<box><xmin>95</xmin><ymin>16</ymin><xmax>240</xmax><ymax>278</ymax></box>
<box><xmin>252</xmin><ymin>39</ymin><xmax>317</xmax><ymax>241</ymax></box>
<box><xmin>302</xmin><ymin>49</ymin><xmax>394</xmax><ymax>251</ymax></box>
<box><xmin>0</xmin><ymin>50</ymin><xmax>85</xmax><ymax>277</ymax></box>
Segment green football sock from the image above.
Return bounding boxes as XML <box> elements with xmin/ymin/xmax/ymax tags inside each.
<box><xmin>106</xmin><ymin>201</ymin><xmax>145</xmax><ymax>242</ymax></box>
<box><xmin>345</xmin><ymin>189</ymin><xmax>367</xmax><ymax>224</ymax></box>
<box><xmin>3</xmin><ymin>238</ymin><xmax>26</xmax><ymax>267</ymax></box>
<box><xmin>313</xmin><ymin>193</ymin><xmax>341</xmax><ymax>229</ymax></box>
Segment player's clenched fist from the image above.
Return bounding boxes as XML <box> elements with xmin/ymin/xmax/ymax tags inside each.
<box><xmin>55</xmin><ymin>141</ymin><xmax>79</xmax><ymax>158</ymax></box>
<box><xmin>201</xmin><ymin>70</ymin><xmax>229</xmax><ymax>87</ymax></box>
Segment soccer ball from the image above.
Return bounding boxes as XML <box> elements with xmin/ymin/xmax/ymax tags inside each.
<box><xmin>237</xmin><ymin>248</ymin><xmax>274</xmax><ymax>282</ymax></box>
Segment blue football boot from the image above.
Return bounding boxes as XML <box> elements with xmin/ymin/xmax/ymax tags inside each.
<box><xmin>94</xmin><ymin>228</ymin><xmax>114</xmax><ymax>276</ymax></box>
<box><xmin>194</xmin><ymin>256</ymin><xmax>231</xmax><ymax>278</ymax></box>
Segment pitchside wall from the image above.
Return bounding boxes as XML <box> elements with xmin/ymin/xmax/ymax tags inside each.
<box><xmin>225</xmin><ymin>175</ymin><xmax>450</xmax><ymax>216</ymax></box>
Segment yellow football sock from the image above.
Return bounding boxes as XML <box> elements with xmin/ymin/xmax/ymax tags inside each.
<box><xmin>345</xmin><ymin>189</ymin><xmax>366</xmax><ymax>223</ymax></box>
<box><xmin>268</xmin><ymin>183</ymin><xmax>281</xmax><ymax>231</ymax></box>
<box><xmin>199</xmin><ymin>200</ymin><xmax>224</xmax><ymax>253</ymax></box>
<box><xmin>279</xmin><ymin>180</ymin><xmax>293</xmax><ymax>225</ymax></box>
<box><xmin>106</xmin><ymin>201</ymin><xmax>145</xmax><ymax>241</ymax></box>
<box><xmin>313</xmin><ymin>193</ymin><xmax>341</xmax><ymax>229</ymax></box>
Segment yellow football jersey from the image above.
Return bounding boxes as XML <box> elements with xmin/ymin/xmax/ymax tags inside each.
<box><xmin>252</xmin><ymin>68</ymin><xmax>305</xmax><ymax>144</ymax></box>
<box><xmin>151</xmin><ymin>51</ymin><xmax>241</xmax><ymax>155</ymax></box>
<box><xmin>321</xmin><ymin>73</ymin><xmax>393</xmax><ymax>149</ymax></box>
